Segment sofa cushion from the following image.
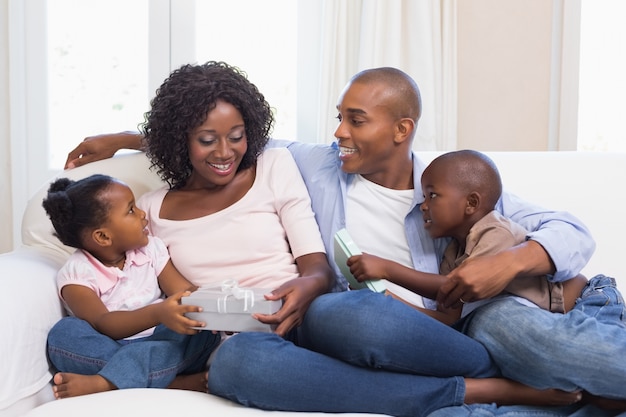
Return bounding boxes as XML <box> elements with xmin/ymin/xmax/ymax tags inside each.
<box><xmin>24</xmin><ymin>388</ymin><xmax>386</xmax><ymax>416</ymax></box>
<box><xmin>0</xmin><ymin>248</ymin><xmax>64</xmax><ymax>410</ymax></box>
<box><xmin>21</xmin><ymin>152</ymin><xmax>164</xmax><ymax>260</ymax></box>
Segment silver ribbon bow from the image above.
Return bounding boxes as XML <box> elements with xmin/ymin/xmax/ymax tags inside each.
<box><xmin>217</xmin><ymin>279</ymin><xmax>255</xmax><ymax>313</ymax></box>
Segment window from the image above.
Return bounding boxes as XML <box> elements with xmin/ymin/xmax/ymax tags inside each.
<box><xmin>47</xmin><ymin>0</ymin><xmax>151</xmax><ymax>169</ymax></box>
<box><xmin>11</xmin><ymin>0</ymin><xmax>305</xmax><ymax>248</ymax></box>
<box><xmin>45</xmin><ymin>0</ymin><xmax>297</xmax><ymax>172</ymax></box>
<box><xmin>190</xmin><ymin>0</ymin><xmax>297</xmax><ymax>140</ymax></box>
<box><xmin>577</xmin><ymin>0</ymin><xmax>626</xmax><ymax>151</ymax></box>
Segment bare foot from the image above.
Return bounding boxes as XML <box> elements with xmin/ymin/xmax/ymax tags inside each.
<box><xmin>582</xmin><ymin>391</ymin><xmax>626</xmax><ymax>411</ymax></box>
<box><xmin>52</xmin><ymin>372</ymin><xmax>117</xmax><ymax>399</ymax></box>
<box><xmin>465</xmin><ymin>378</ymin><xmax>582</xmax><ymax>406</ymax></box>
<box><xmin>167</xmin><ymin>371</ymin><xmax>208</xmax><ymax>393</ymax></box>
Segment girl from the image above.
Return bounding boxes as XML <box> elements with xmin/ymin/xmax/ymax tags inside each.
<box><xmin>42</xmin><ymin>174</ymin><xmax>220</xmax><ymax>399</ymax></box>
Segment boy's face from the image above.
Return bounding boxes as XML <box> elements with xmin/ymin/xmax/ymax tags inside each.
<box><xmin>334</xmin><ymin>81</ymin><xmax>400</xmax><ymax>177</ymax></box>
<box><xmin>420</xmin><ymin>163</ymin><xmax>468</xmax><ymax>241</ymax></box>
<box><xmin>100</xmin><ymin>182</ymin><xmax>149</xmax><ymax>251</ymax></box>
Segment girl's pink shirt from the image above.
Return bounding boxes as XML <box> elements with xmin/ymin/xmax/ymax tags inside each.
<box><xmin>56</xmin><ymin>235</ymin><xmax>170</xmax><ymax>338</ymax></box>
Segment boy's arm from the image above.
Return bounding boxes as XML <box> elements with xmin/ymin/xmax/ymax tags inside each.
<box><xmin>349</xmin><ymin>253</ymin><xmax>445</xmax><ymax>300</ymax></box>
<box><xmin>349</xmin><ymin>254</ymin><xmax>462</xmax><ymax>325</ymax></box>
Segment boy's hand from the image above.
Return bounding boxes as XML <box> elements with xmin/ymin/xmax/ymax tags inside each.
<box><xmin>347</xmin><ymin>253</ymin><xmax>389</xmax><ymax>282</ymax></box>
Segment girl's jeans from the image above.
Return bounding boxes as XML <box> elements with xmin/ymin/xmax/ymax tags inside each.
<box><xmin>47</xmin><ymin>317</ymin><xmax>220</xmax><ymax>389</ymax></box>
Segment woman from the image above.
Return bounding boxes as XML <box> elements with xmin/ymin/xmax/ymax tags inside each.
<box><xmin>136</xmin><ymin>61</ymin><xmax>333</xmax><ymax>337</ymax></box>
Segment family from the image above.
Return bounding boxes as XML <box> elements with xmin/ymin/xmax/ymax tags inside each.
<box><xmin>48</xmin><ymin>61</ymin><xmax>626</xmax><ymax>417</ymax></box>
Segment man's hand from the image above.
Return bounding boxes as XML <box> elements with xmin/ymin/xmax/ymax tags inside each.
<box><xmin>437</xmin><ymin>240</ymin><xmax>555</xmax><ymax>309</ymax></box>
<box><xmin>437</xmin><ymin>253</ymin><xmax>517</xmax><ymax>309</ymax></box>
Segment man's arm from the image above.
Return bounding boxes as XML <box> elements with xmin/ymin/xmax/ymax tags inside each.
<box><xmin>438</xmin><ymin>194</ymin><xmax>595</xmax><ymax>308</ymax></box>
<box><xmin>439</xmin><ymin>240</ymin><xmax>551</xmax><ymax>308</ymax></box>
<box><xmin>65</xmin><ymin>131</ymin><xmax>144</xmax><ymax>169</ymax></box>
<box><xmin>502</xmin><ymin>192</ymin><xmax>595</xmax><ymax>282</ymax></box>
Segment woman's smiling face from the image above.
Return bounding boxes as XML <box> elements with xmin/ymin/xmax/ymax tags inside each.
<box><xmin>186</xmin><ymin>100</ymin><xmax>248</xmax><ymax>188</ymax></box>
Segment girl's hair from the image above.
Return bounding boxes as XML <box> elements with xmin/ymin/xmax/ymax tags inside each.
<box><xmin>140</xmin><ymin>61</ymin><xmax>274</xmax><ymax>189</ymax></box>
<box><xmin>42</xmin><ymin>174</ymin><xmax>116</xmax><ymax>249</ymax></box>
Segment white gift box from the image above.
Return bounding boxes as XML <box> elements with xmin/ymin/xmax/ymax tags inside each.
<box><xmin>181</xmin><ymin>280</ymin><xmax>281</xmax><ymax>333</ymax></box>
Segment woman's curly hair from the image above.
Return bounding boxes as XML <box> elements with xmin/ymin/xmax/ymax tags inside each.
<box><xmin>140</xmin><ymin>61</ymin><xmax>274</xmax><ymax>189</ymax></box>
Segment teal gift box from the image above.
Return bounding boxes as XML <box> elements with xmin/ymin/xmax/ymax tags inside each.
<box><xmin>182</xmin><ymin>280</ymin><xmax>281</xmax><ymax>333</ymax></box>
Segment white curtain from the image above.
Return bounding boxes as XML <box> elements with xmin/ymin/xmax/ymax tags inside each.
<box><xmin>315</xmin><ymin>0</ymin><xmax>457</xmax><ymax>151</ymax></box>
<box><xmin>1</xmin><ymin>0</ymin><xmax>14</xmax><ymax>253</ymax></box>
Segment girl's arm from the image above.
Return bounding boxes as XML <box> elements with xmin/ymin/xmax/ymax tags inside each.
<box><xmin>62</xmin><ymin>284</ymin><xmax>204</xmax><ymax>340</ymax></box>
<box><xmin>157</xmin><ymin>259</ymin><xmax>198</xmax><ymax>296</ymax></box>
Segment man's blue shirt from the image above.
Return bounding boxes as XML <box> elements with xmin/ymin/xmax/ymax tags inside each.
<box><xmin>270</xmin><ymin>139</ymin><xmax>596</xmax><ymax>296</ymax></box>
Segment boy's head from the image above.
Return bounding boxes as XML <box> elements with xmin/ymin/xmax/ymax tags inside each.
<box><xmin>420</xmin><ymin>150</ymin><xmax>502</xmax><ymax>241</ymax></box>
<box><xmin>334</xmin><ymin>67</ymin><xmax>422</xmax><ymax>180</ymax></box>
<box><xmin>42</xmin><ymin>174</ymin><xmax>148</xmax><ymax>253</ymax></box>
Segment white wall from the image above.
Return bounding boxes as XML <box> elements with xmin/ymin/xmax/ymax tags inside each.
<box><xmin>457</xmin><ymin>0</ymin><xmax>561</xmax><ymax>151</ymax></box>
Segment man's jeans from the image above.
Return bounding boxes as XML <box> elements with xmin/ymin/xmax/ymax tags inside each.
<box><xmin>464</xmin><ymin>275</ymin><xmax>625</xmax><ymax>397</ymax></box>
<box><xmin>48</xmin><ymin>317</ymin><xmax>220</xmax><ymax>388</ymax></box>
<box><xmin>428</xmin><ymin>403</ymin><xmax>622</xmax><ymax>417</ymax></box>
<box><xmin>436</xmin><ymin>275</ymin><xmax>626</xmax><ymax>416</ymax></box>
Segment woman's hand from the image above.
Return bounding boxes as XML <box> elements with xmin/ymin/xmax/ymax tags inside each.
<box><xmin>254</xmin><ymin>253</ymin><xmax>333</xmax><ymax>337</ymax></box>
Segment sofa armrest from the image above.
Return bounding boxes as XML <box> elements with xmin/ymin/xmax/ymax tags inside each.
<box><xmin>0</xmin><ymin>247</ymin><xmax>65</xmax><ymax>410</ymax></box>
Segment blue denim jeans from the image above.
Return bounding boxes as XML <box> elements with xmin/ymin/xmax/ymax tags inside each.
<box><xmin>574</xmin><ymin>275</ymin><xmax>625</xmax><ymax>325</ymax></box>
<box><xmin>428</xmin><ymin>403</ymin><xmax>618</xmax><ymax>417</ymax></box>
<box><xmin>209</xmin><ymin>290</ymin><xmax>498</xmax><ymax>417</ymax></box>
<box><xmin>47</xmin><ymin>317</ymin><xmax>220</xmax><ymax>389</ymax></box>
<box><xmin>462</xmin><ymin>274</ymin><xmax>626</xmax><ymax>399</ymax></box>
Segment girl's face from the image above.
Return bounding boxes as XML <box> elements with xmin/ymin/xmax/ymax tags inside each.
<box><xmin>186</xmin><ymin>100</ymin><xmax>248</xmax><ymax>188</ymax></box>
<box><xmin>100</xmin><ymin>181</ymin><xmax>149</xmax><ymax>252</ymax></box>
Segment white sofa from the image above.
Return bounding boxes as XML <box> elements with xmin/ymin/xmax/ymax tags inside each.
<box><xmin>2</xmin><ymin>150</ymin><xmax>625</xmax><ymax>417</ymax></box>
